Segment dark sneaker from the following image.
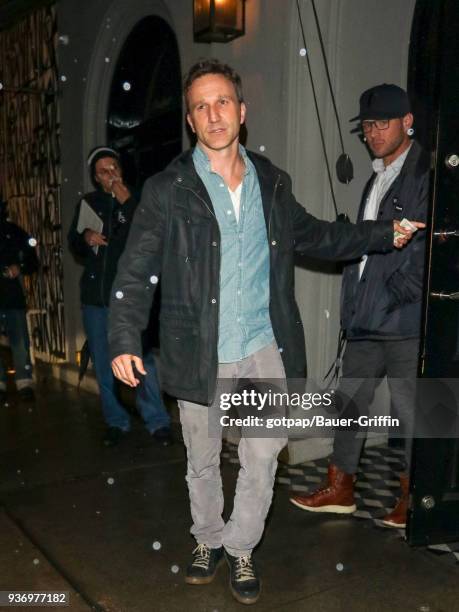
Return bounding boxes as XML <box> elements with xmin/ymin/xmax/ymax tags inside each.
<box><xmin>225</xmin><ymin>551</ymin><xmax>260</xmax><ymax>605</ymax></box>
<box><xmin>185</xmin><ymin>544</ymin><xmax>223</xmax><ymax>585</ymax></box>
<box><xmin>102</xmin><ymin>427</ymin><xmax>129</xmax><ymax>447</ymax></box>
<box><xmin>18</xmin><ymin>386</ymin><xmax>35</xmax><ymax>402</ymax></box>
<box><xmin>151</xmin><ymin>426</ymin><xmax>173</xmax><ymax>447</ymax></box>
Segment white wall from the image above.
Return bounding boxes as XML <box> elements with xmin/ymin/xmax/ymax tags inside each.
<box><xmin>58</xmin><ymin>0</ymin><xmax>416</xmax><ymax>378</ymax></box>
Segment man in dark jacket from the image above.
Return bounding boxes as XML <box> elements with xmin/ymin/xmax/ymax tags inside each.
<box><xmin>108</xmin><ymin>63</ymin><xmax>422</xmax><ymax>604</ymax></box>
<box><xmin>68</xmin><ymin>147</ymin><xmax>171</xmax><ymax>447</ymax></box>
<box><xmin>0</xmin><ymin>198</ymin><xmax>38</xmax><ymax>403</ymax></box>
<box><xmin>290</xmin><ymin>85</ymin><xmax>428</xmax><ymax>529</ymax></box>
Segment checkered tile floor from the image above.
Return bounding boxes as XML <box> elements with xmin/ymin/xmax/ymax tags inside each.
<box><xmin>221</xmin><ymin>442</ymin><xmax>459</xmax><ymax>565</ymax></box>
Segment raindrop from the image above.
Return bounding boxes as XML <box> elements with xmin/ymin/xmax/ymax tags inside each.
<box><xmin>299</xmin><ymin>48</ymin><xmax>307</xmax><ymax>56</ymax></box>
<box><xmin>60</xmin><ymin>75</ymin><xmax>67</xmax><ymax>82</ymax></box>
<box><xmin>0</xmin><ymin>83</ymin><xmax>3</xmax><ymax>90</ymax></box>
<box><xmin>336</xmin><ymin>563</ymin><xmax>344</xmax><ymax>572</ymax></box>
<box><xmin>104</xmin><ymin>57</ymin><xmax>110</xmax><ymax>63</ymax></box>
<box><xmin>33</xmin><ymin>558</ymin><xmax>40</xmax><ymax>565</ymax></box>
<box><xmin>107</xmin><ymin>477</ymin><xmax>115</xmax><ymax>485</ymax></box>
<box><xmin>28</xmin><ymin>238</ymin><xmax>37</xmax><ymax>247</ymax></box>
<box><xmin>152</xmin><ymin>541</ymin><xmax>161</xmax><ymax>551</ymax></box>
<box><xmin>259</xmin><ymin>145</ymin><xmax>265</xmax><ymax>152</ymax></box>
<box><xmin>122</xmin><ymin>81</ymin><xmax>131</xmax><ymax>92</ymax></box>
<box><xmin>150</xmin><ymin>275</ymin><xmax>158</xmax><ymax>284</ymax></box>
<box><xmin>115</xmin><ymin>291</ymin><xmax>124</xmax><ymax>299</ymax></box>
<box><xmin>58</xmin><ymin>34</ymin><xmax>69</xmax><ymax>45</ymax></box>
<box><xmin>324</xmin><ymin>309</ymin><xmax>330</xmax><ymax>319</ymax></box>
<box><xmin>171</xmin><ymin>564</ymin><xmax>179</xmax><ymax>574</ymax></box>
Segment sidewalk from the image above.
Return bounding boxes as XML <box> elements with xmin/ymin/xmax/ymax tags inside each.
<box><xmin>0</xmin><ymin>375</ymin><xmax>458</xmax><ymax>611</ymax></box>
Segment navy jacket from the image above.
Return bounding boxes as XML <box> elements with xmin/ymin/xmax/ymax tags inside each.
<box><xmin>340</xmin><ymin>141</ymin><xmax>429</xmax><ymax>340</ymax></box>
<box><xmin>68</xmin><ymin>190</ymin><xmax>138</xmax><ymax>307</ymax></box>
<box><xmin>0</xmin><ymin>220</ymin><xmax>38</xmax><ymax>309</ymax></box>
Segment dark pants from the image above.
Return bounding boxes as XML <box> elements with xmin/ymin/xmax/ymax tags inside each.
<box><xmin>331</xmin><ymin>338</ymin><xmax>420</xmax><ymax>474</ymax></box>
<box><xmin>0</xmin><ymin>309</ymin><xmax>33</xmax><ymax>389</ymax></box>
<box><xmin>82</xmin><ymin>305</ymin><xmax>170</xmax><ymax>432</ymax></box>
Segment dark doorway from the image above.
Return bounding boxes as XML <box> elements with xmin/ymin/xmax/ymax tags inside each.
<box><xmin>106</xmin><ymin>16</ymin><xmax>182</xmax><ymax>191</ymax></box>
<box><xmin>407</xmin><ymin>0</ymin><xmax>459</xmax><ymax>546</ymax></box>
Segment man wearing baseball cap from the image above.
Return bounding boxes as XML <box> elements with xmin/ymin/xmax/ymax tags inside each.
<box><xmin>290</xmin><ymin>84</ymin><xmax>429</xmax><ymax>529</ymax></box>
<box><xmin>68</xmin><ymin>147</ymin><xmax>172</xmax><ymax>447</ymax></box>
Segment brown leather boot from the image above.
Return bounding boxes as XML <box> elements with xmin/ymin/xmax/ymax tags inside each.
<box><xmin>382</xmin><ymin>474</ymin><xmax>409</xmax><ymax>528</ymax></box>
<box><xmin>289</xmin><ymin>463</ymin><xmax>356</xmax><ymax>513</ymax></box>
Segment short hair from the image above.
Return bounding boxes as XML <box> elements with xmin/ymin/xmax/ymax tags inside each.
<box><xmin>183</xmin><ymin>59</ymin><xmax>244</xmax><ymax>110</ymax></box>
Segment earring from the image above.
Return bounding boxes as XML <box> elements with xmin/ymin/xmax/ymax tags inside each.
<box><xmin>407</xmin><ymin>127</ymin><xmax>414</xmax><ymax>136</ymax></box>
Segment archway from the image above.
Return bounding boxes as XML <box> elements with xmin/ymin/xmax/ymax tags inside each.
<box><xmin>106</xmin><ymin>16</ymin><xmax>182</xmax><ymax>190</ymax></box>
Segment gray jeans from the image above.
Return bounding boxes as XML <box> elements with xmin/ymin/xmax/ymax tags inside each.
<box><xmin>179</xmin><ymin>341</ymin><xmax>287</xmax><ymax>557</ymax></box>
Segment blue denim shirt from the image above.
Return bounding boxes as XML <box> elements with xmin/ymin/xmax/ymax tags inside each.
<box><xmin>193</xmin><ymin>145</ymin><xmax>275</xmax><ymax>362</ymax></box>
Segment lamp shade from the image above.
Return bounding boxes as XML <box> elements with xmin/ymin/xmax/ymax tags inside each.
<box><xmin>194</xmin><ymin>0</ymin><xmax>245</xmax><ymax>43</ymax></box>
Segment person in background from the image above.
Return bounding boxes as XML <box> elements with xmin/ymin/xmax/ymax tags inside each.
<box><xmin>68</xmin><ymin>147</ymin><xmax>172</xmax><ymax>447</ymax></box>
<box><xmin>0</xmin><ymin>198</ymin><xmax>38</xmax><ymax>404</ymax></box>
<box><xmin>290</xmin><ymin>84</ymin><xmax>428</xmax><ymax>529</ymax></box>
<box><xmin>108</xmin><ymin>61</ymin><xmax>423</xmax><ymax>605</ymax></box>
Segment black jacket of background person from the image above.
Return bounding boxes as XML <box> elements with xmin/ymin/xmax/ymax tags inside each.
<box><xmin>0</xmin><ymin>218</ymin><xmax>39</xmax><ymax>309</ymax></box>
<box><xmin>68</xmin><ymin>189</ymin><xmax>138</xmax><ymax>307</ymax></box>
<box><xmin>108</xmin><ymin>149</ymin><xmax>395</xmax><ymax>406</ymax></box>
<box><xmin>340</xmin><ymin>140</ymin><xmax>429</xmax><ymax>340</ymax></box>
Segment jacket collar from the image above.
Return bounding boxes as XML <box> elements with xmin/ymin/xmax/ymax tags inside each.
<box><xmin>169</xmin><ymin>148</ymin><xmax>280</xmax><ymax>227</ymax></box>
<box><xmin>362</xmin><ymin>140</ymin><xmax>427</xmax><ymax>209</ymax></box>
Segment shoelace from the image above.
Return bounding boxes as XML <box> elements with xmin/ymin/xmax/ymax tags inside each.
<box><xmin>235</xmin><ymin>556</ymin><xmax>256</xmax><ymax>582</ymax></box>
<box><xmin>191</xmin><ymin>544</ymin><xmax>211</xmax><ymax>569</ymax></box>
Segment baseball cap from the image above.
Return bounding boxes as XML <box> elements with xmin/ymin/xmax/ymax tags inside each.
<box><xmin>350</xmin><ymin>84</ymin><xmax>411</xmax><ymax>122</ymax></box>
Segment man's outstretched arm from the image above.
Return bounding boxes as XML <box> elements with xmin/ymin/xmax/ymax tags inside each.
<box><xmin>284</xmin><ymin>174</ymin><xmax>424</xmax><ymax>260</ymax></box>
<box><xmin>108</xmin><ymin>177</ymin><xmax>166</xmax><ymax>382</ymax></box>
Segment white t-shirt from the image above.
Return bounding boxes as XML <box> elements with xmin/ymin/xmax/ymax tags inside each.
<box><xmin>228</xmin><ymin>182</ymin><xmax>243</xmax><ymax>222</ymax></box>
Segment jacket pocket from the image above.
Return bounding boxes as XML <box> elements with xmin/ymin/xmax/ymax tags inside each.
<box><xmin>159</xmin><ymin>316</ymin><xmax>200</xmax><ymax>391</ymax></box>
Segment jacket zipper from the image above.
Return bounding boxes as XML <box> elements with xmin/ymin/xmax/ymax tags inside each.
<box><xmin>176</xmin><ymin>182</ymin><xmax>221</xmax><ymax>403</ymax></box>
<box><xmin>268</xmin><ymin>175</ymin><xmax>281</xmax><ymax>241</ymax></box>
<box><xmin>100</xmin><ymin>198</ymin><xmax>113</xmax><ymax>305</ymax></box>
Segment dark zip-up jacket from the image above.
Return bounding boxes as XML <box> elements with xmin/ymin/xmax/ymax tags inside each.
<box><xmin>340</xmin><ymin>141</ymin><xmax>429</xmax><ymax>340</ymax></box>
<box><xmin>108</xmin><ymin>150</ymin><xmax>394</xmax><ymax>405</ymax></box>
<box><xmin>68</xmin><ymin>190</ymin><xmax>138</xmax><ymax>307</ymax></box>
<box><xmin>0</xmin><ymin>220</ymin><xmax>39</xmax><ymax>309</ymax></box>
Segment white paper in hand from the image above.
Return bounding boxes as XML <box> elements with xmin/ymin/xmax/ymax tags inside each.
<box><xmin>77</xmin><ymin>199</ymin><xmax>104</xmax><ymax>254</ymax></box>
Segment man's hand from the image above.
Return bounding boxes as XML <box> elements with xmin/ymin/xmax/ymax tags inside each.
<box><xmin>84</xmin><ymin>229</ymin><xmax>108</xmax><ymax>247</ymax></box>
<box><xmin>393</xmin><ymin>220</ymin><xmax>426</xmax><ymax>248</ymax></box>
<box><xmin>111</xmin><ymin>354</ymin><xmax>146</xmax><ymax>387</ymax></box>
<box><xmin>3</xmin><ymin>264</ymin><xmax>20</xmax><ymax>279</ymax></box>
<box><xmin>111</xmin><ymin>179</ymin><xmax>131</xmax><ymax>205</ymax></box>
